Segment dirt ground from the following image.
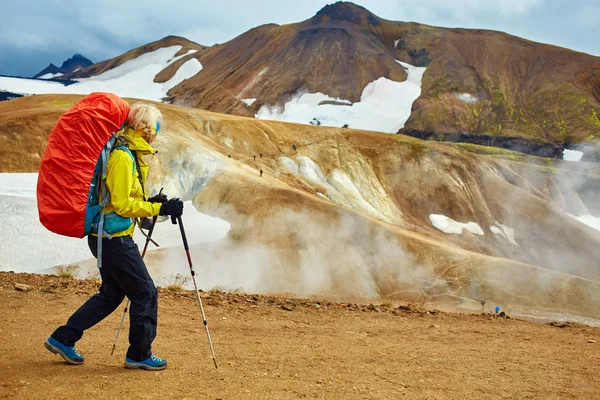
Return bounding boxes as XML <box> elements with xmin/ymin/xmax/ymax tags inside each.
<box><xmin>1</xmin><ymin>272</ymin><xmax>598</xmax><ymax>400</ymax></box>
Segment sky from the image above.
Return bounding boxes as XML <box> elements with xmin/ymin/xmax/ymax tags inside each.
<box><xmin>1</xmin><ymin>0</ymin><xmax>599</xmax><ymax>77</ymax></box>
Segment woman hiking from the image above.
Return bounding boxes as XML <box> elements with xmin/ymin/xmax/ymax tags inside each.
<box><xmin>44</xmin><ymin>103</ymin><xmax>183</xmax><ymax>371</ymax></box>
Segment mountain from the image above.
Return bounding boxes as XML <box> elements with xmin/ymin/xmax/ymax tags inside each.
<box><xmin>33</xmin><ymin>54</ymin><xmax>93</xmax><ymax>79</ymax></box>
<box><xmin>2</xmin><ymin>94</ymin><xmax>600</xmax><ymax>320</ymax></box>
<box><xmin>165</xmin><ymin>1</ymin><xmax>600</xmax><ymax>155</ymax></box>
<box><xmin>4</xmin><ymin>2</ymin><xmax>600</xmax><ymax>157</ymax></box>
<box><xmin>0</xmin><ymin>37</ymin><xmax>205</xmax><ymax>102</ymax></box>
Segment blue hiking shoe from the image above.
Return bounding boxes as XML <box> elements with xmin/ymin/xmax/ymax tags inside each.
<box><xmin>44</xmin><ymin>336</ymin><xmax>85</xmax><ymax>365</ymax></box>
<box><xmin>124</xmin><ymin>354</ymin><xmax>167</xmax><ymax>371</ymax></box>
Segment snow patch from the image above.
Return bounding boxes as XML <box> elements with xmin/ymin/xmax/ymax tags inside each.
<box><xmin>316</xmin><ymin>192</ymin><xmax>329</xmax><ymax>201</ymax></box>
<box><xmin>0</xmin><ymin>173</ymin><xmax>229</xmax><ymax>274</ymax></box>
<box><xmin>455</xmin><ymin>93</ymin><xmax>478</xmax><ymax>103</ymax></box>
<box><xmin>328</xmin><ymin>169</ymin><xmax>381</xmax><ymax>217</ymax></box>
<box><xmin>297</xmin><ymin>156</ymin><xmax>330</xmax><ymax>188</ymax></box>
<box><xmin>0</xmin><ymin>46</ymin><xmax>202</xmax><ymax>102</ymax></box>
<box><xmin>570</xmin><ymin>214</ymin><xmax>600</xmax><ymax>232</ymax></box>
<box><xmin>279</xmin><ymin>156</ymin><xmax>399</xmax><ymax>222</ymax></box>
<box><xmin>256</xmin><ymin>60</ymin><xmax>426</xmax><ymax>134</ymax></box>
<box><xmin>279</xmin><ymin>156</ymin><xmax>299</xmax><ymax>175</ymax></box>
<box><xmin>242</xmin><ymin>98</ymin><xmax>257</xmax><ymax>106</ymax></box>
<box><xmin>38</xmin><ymin>73</ymin><xmax>63</xmax><ymax>79</ymax></box>
<box><xmin>490</xmin><ymin>222</ymin><xmax>517</xmax><ymax>245</ymax></box>
<box><xmin>429</xmin><ymin>214</ymin><xmax>484</xmax><ymax>235</ymax></box>
<box><xmin>222</xmin><ymin>137</ymin><xmax>234</xmax><ymax>149</ymax></box>
<box><xmin>563</xmin><ymin>149</ymin><xmax>584</xmax><ymax>162</ymax></box>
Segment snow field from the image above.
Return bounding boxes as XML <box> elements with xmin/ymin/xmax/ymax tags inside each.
<box><xmin>0</xmin><ymin>173</ymin><xmax>230</xmax><ymax>275</ymax></box>
<box><xmin>256</xmin><ymin>60</ymin><xmax>426</xmax><ymax>133</ymax></box>
<box><xmin>0</xmin><ymin>47</ymin><xmax>201</xmax><ymax>102</ymax></box>
<box><xmin>429</xmin><ymin>214</ymin><xmax>484</xmax><ymax>236</ymax></box>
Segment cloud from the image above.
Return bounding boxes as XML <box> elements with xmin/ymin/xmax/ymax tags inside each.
<box><xmin>1</xmin><ymin>0</ymin><xmax>598</xmax><ymax>77</ymax></box>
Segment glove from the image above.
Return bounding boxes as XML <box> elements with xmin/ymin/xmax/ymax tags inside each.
<box><xmin>140</xmin><ymin>217</ymin><xmax>153</xmax><ymax>230</ymax></box>
<box><xmin>159</xmin><ymin>198</ymin><xmax>184</xmax><ymax>218</ymax></box>
<box><xmin>148</xmin><ymin>192</ymin><xmax>168</xmax><ymax>204</ymax></box>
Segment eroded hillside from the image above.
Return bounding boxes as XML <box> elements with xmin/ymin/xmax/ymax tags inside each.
<box><xmin>1</xmin><ymin>94</ymin><xmax>599</xmax><ymax>319</ymax></box>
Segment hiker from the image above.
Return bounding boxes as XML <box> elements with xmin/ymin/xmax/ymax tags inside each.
<box><xmin>44</xmin><ymin>103</ymin><xmax>183</xmax><ymax>371</ymax></box>
<box><xmin>260</xmin><ymin>169</ymin><xmax>263</xmax><ymax>177</ymax></box>
<box><xmin>292</xmin><ymin>143</ymin><xmax>296</xmax><ymax>151</ymax></box>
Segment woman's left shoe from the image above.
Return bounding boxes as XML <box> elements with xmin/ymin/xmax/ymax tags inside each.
<box><xmin>44</xmin><ymin>336</ymin><xmax>85</xmax><ymax>365</ymax></box>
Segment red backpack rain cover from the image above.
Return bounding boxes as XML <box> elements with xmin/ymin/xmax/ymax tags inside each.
<box><xmin>37</xmin><ymin>92</ymin><xmax>130</xmax><ymax>237</ymax></box>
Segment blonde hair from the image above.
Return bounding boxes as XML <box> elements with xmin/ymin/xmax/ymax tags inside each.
<box><xmin>126</xmin><ymin>102</ymin><xmax>163</xmax><ymax>138</ymax></box>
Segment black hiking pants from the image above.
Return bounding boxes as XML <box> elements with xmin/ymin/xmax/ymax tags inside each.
<box><xmin>52</xmin><ymin>235</ymin><xmax>158</xmax><ymax>361</ymax></box>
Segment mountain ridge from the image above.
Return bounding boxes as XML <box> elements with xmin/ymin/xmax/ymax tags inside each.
<box><xmin>33</xmin><ymin>54</ymin><xmax>93</xmax><ymax>79</ymax></box>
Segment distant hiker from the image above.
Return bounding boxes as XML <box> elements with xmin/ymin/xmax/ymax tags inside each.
<box><xmin>260</xmin><ymin>153</ymin><xmax>262</xmax><ymax>158</ymax></box>
<box><xmin>260</xmin><ymin>169</ymin><xmax>263</xmax><ymax>177</ymax></box>
<box><xmin>253</xmin><ymin>155</ymin><xmax>256</xmax><ymax>160</ymax></box>
<box><xmin>44</xmin><ymin>103</ymin><xmax>183</xmax><ymax>371</ymax></box>
<box><xmin>292</xmin><ymin>144</ymin><xmax>296</xmax><ymax>151</ymax></box>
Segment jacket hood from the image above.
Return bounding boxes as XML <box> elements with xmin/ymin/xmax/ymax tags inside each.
<box><xmin>118</xmin><ymin>127</ymin><xmax>157</xmax><ymax>155</ymax></box>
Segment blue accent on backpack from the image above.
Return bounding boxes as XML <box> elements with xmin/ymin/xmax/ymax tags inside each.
<box><xmin>82</xmin><ymin>134</ymin><xmax>137</xmax><ymax>268</ymax></box>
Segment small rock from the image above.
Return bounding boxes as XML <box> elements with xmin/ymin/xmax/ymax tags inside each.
<box><xmin>367</xmin><ymin>304</ymin><xmax>380</xmax><ymax>312</ymax></box>
<box><xmin>281</xmin><ymin>304</ymin><xmax>295</xmax><ymax>312</ymax></box>
<box><xmin>429</xmin><ymin>324</ymin><xmax>441</xmax><ymax>329</ymax></box>
<box><xmin>589</xmin><ymin>340</ymin><xmax>597</xmax><ymax>344</ymax></box>
<box><xmin>14</xmin><ymin>284</ymin><xmax>32</xmax><ymax>292</ymax></box>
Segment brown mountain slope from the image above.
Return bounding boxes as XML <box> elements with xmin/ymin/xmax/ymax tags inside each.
<box><xmin>164</xmin><ymin>1</ymin><xmax>600</xmax><ymax>149</ymax></box>
<box><xmin>398</xmin><ymin>25</ymin><xmax>600</xmax><ymax>145</ymax></box>
<box><xmin>167</xmin><ymin>5</ymin><xmax>408</xmax><ymax>116</ymax></box>
<box><xmin>2</xmin><ymin>94</ymin><xmax>600</xmax><ymax>319</ymax></box>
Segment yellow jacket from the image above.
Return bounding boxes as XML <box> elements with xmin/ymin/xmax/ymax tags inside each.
<box><xmin>102</xmin><ymin>127</ymin><xmax>162</xmax><ymax>237</ymax></box>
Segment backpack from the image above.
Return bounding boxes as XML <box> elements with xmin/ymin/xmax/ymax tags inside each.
<box><xmin>37</xmin><ymin>92</ymin><xmax>131</xmax><ymax>267</ymax></box>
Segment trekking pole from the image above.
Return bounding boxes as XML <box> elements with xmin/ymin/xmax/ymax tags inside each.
<box><xmin>175</xmin><ymin>215</ymin><xmax>218</xmax><ymax>369</ymax></box>
<box><xmin>110</xmin><ymin>214</ymin><xmax>159</xmax><ymax>355</ymax></box>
